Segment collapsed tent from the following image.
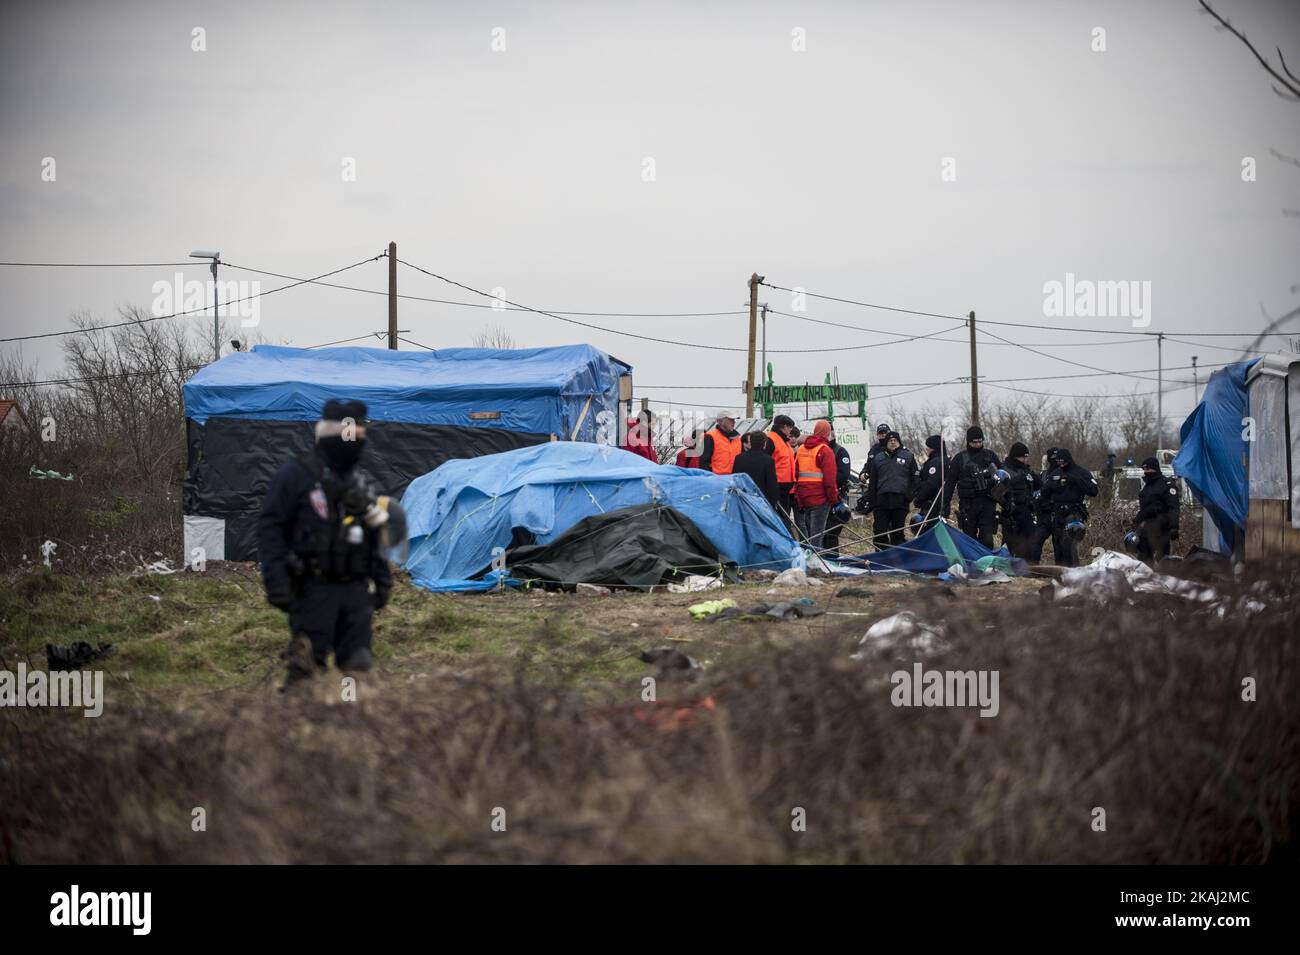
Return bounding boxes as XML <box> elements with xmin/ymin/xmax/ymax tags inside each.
<box><xmin>833</xmin><ymin>522</ymin><xmax>1016</xmax><ymax>576</ymax></box>
<box><xmin>505</xmin><ymin>504</ymin><xmax>733</xmax><ymax>589</ymax></box>
<box><xmin>182</xmin><ymin>344</ymin><xmax>631</xmax><ymax>561</ymax></box>
<box><xmin>401</xmin><ymin>441</ymin><xmax>802</xmax><ymax>591</ymax></box>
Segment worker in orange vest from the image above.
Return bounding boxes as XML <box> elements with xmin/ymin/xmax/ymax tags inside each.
<box><xmin>700</xmin><ymin>410</ymin><xmax>741</xmax><ymax>475</ymax></box>
<box><xmin>793</xmin><ymin>419</ymin><xmax>839</xmax><ymax>550</ymax></box>
<box><xmin>766</xmin><ymin>414</ymin><xmax>797</xmax><ymax>517</ymax></box>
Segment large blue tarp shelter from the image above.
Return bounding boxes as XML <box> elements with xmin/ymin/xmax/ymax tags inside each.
<box><xmin>401</xmin><ymin>442</ymin><xmax>804</xmax><ymax>591</ymax></box>
<box><xmin>1174</xmin><ymin>359</ymin><xmax>1257</xmax><ymax>553</ymax></box>
<box><xmin>183</xmin><ymin>343</ymin><xmax>629</xmax><ymax>437</ymax></box>
<box><xmin>181</xmin><ymin>343</ymin><xmax>631</xmax><ymax>563</ymax></box>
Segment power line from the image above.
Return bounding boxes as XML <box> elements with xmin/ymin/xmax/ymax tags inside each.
<box><xmin>393</xmin><ymin>257</ymin><xmax>972</xmax><ymax>353</ymax></box>
<box><xmin>759</xmin><ymin>279</ymin><xmax>1299</xmax><ymax>339</ymax></box>
<box><xmin>223</xmin><ymin>257</ymin><xmax>743</xmax><ymax>317</ymax></box>
<box><xmin>0</xmin><ymin>261</ymin><xmax>213</xmax><ymax>268</ymax></box>
<box><xmin>0</xmin><ymin>255</ymin><xmax>385</xmax><ymax>345</ymax></box>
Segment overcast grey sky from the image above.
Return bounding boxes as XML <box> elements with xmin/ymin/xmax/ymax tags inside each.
<box><xmin>2</xmin><ymin>0</ymin><xmax>1298</xmax><ymax>433</ymax></box>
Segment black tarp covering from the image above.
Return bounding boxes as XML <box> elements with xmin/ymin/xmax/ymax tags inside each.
<box><xmin>503</xmin><ymin>503</ymin><xmax>736</xmax><ymax>590</ymax></box>
<box><xmin>185</xmin><ymin>417</ymin><xmax>550</xmax><ymax>560</ymax></box>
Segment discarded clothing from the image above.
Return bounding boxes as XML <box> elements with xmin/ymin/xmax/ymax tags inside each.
<box><xmin>46</xmin><ymin>642</ymin><xmax>115</xmax><ymax>671</ymax></box>
<box><xmin>688</xmin><ymin>598</ymin><xmax>737</xmax><ymax>620</ymax></box>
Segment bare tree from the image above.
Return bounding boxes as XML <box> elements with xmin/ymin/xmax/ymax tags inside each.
<box><xmin>472</xmin><ymin>325</ymin><xmax>518</xmax><ymax>349</ymax></box>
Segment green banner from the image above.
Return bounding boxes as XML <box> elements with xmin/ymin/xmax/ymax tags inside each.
<box><xmin>754</xmin><ymin>383</ymin><xmax>867</xmax><ymax>404</ymax></box>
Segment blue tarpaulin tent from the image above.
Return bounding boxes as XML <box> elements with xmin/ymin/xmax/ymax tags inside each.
<box><xmin>401</xmin><ymin>442</ymin><xmax>804</xmax><ymax>591</ymax></box>
<box><xmin>181</xmin><ymin>343</ymin><xmax>630</xmax><ymax>563</ymax></box>
<box><xmin>183</xmin><ymin>343</ymin><xmax>629</xmax><ymax>438</ymax></box>
<box><xmin>1175</xmin><ymin>359</ymin><xmax>1257</xmax><ymax>553</ymax></box>
<box><xmin>834</xmin><ymin>522</ymin><xmax>1014</xmax><ymax>575</ymax></box>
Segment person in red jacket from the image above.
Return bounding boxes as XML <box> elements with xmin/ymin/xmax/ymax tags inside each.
<box><xmin>675</xmin><ymin>427</ymin><xmax>703</xmax><ymax>468</ymax></box>
<box><xmin>793</xmin><ymin>419</ymin><xmax>838</xmax><ymax>550</ymax></box>
<box><xmin>621</xmin><ymin>408</ymin><xmax>658</xmax><ymax>463</ymax></box>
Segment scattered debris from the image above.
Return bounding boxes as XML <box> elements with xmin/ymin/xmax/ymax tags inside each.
<box><xmin>941</xmin><ymin>563</ymin><xmax>1012</xmax><ymax>586</ymax></box>
<box><xmin>703</xmin><ymin>600</ymin><xmax>826</xmax><ymax>623</ymax></box>
<box><xmin>772</xmin><ymin>568</ymin><xmax>823</xmax><ymax>588</ymax></box>
<box><xmin>140</xmin><ymin>559</ymin><xmax>179</xmax><ymax>575</ymax></box>
<box><xmin>29</xmin><ymin>466</ymin><xmax>74</xmax><ymax>481</ymax></box>
<box><xmin>852</xmin><ymin>612</ymin><xmax>945</xmax><ymax>658</ymax></box>
<box><xmin>1052</xmin><ymin>551</ymin><xmax>1217</xmax><ymax>605</ymax></box>
<box><xmin>837</xmin><ymin>586</ymin><xmax>871</xmax><ymax>599</ymax></box>
<box><xmin>46</xmin><ymin>642</ymin><xmax>115</xmax><ymax>671</ymax></box>
<box><xmin>40</xmin><ymin>540</ymin><xmax>57</xmax><ymax>569</ymax></box>
<box><xmin>746</xmin><ymin>569</ymin><xmax>779</xmax><ymax>580</ymax></box>
<box><xmin>575</xmin><ymin>583</ymin><xmax>612</xmax><ymax>596</ymax></box>
<box><xmin>688</xmin><ymin>598</ymin><xmax>737</xmax><ymax>620</ymax></box>
<box><xmin>639</xmin><ymin>647</ymin><xmax>701</xmax><ymax>671</ymax></box>
<box><xmin>667</xmin><ymin>574</ymin><xmax>724</xmax><ymax>593</ymax></box>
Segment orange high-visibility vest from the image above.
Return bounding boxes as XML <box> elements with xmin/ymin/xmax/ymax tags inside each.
<box><xmin>705</xmin><ymin>428</ymin><xmax>740</xmax><ymax>475</ymax></box>
<box><xmin>768</xmin><ymin>430</ymin><xmax>794</xmax><ymax>484</ymax></box>
<box><xmin>795</xmin><ymin>443</ymin><xmax>825</xmax><ymax>483</ymax></box>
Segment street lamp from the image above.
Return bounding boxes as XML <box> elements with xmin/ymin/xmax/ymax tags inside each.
<box><xmin>189</xmin><ymin>250</ymin><xmax>221</xmax><ymax>362</ymax></box>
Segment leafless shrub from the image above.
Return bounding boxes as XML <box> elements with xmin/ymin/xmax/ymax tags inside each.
<box><xmin>2</xmin><ymin>563</ymin><xmax>1295</xmax><ymax>863</ymax></box>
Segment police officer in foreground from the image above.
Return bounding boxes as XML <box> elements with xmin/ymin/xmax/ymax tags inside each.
<box><xmin>1039</xmin><ymin>447</ymin><xmax>1098</xmax><ymax>567</ymax></box>
<box><xmin>1000</xmin><ymin>441</ymin><xmax>1043</xmax><ymax>560</ymax></box>
<box><xmin>258</xmin><ymin>399</ymin><xmax>403</xmax><ymax>686</ymax></box>
<box><xmin>910</xmin><ymin>435</ymin><xmax>949</xmax><ymax>535</ymax></box>
<box><xmin>1129</xmin><ymin>455</ymin><xmax>1180</xmax><ymax>565</ymax></box>
<box><xmin>944</xmin><ymin>426</ymin><xmax>1002</xmax><ymax>548</ymax></box>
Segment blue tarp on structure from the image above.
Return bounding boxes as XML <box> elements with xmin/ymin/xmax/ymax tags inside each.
<box><xmin>835</xmin><ymin>522</ymin><xmax>1013</xmax><ymax>575</ymax></box>
<box><xmin>400</xmin><ymin>442</ymin><xmax>803</xmax><ymax>591</ymax></box>
<box><xmin>183</xmin><ymin>344</ymin><xmax>629</xmax><ymax>440</ymax></box>
<box><xmin>1174</xmin><ymin>359</ymin><xmax>1257</xmax><ymax>553</ymax></box>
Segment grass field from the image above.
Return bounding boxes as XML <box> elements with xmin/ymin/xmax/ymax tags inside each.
<box><xmin>1</xmin><ymin>553</ymin><xmax>1295</xmax><ymax>864</ymax></box>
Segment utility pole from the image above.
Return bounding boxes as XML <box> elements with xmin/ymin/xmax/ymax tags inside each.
<box><xmin>188</xmin><ymin>250</ymin><xmax>221</xmax><ymax>362</ymax></box>
<box><xmin>388</xmin><ymin>241</ymin><xmax>398</xmax><ymax>349</ymax></box>
<box><xmin>1191</xmin><ymin>355</ymin><xmax>1200</xmax><ymax>405</ymax></box>
<box><xmin>760</xmin><ymin>303</ymin><xmax>768</xmax><ymax>390</ymax></box>
<box><xmin>1156</xmin><ymin>332</ymin><xmax>1164</xmax><ymax>450</ymax></box>
<box><xmin>968</xmin><ymin>310</ymin><xmax>979</xmax><ymax>425</ymax></box>
<box><xmin>746</xmin><ymin>273</ymin><xmax>761</xmax><ymax>417</ymax></box>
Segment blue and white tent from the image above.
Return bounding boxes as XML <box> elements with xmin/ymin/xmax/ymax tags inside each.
<box><xmin>401</xmin><ymin>442</ymin><xmax>803</xmax><ymax>591</ymax></box>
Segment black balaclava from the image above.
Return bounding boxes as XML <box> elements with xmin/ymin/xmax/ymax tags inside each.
<box><xmin>1054</xmin><ymin>448</ymin><xmax>1074</xmax><ymax>468</ymax></box>
<box><xmin>966</xmin><ymin>425</ymin><xmax>984</xmax><ymax>450</ymax></box>
<box><xmin>1141</xmin><ymin>456</ymin><xmax>1160</xmax><ymax>483</ymax></box>
<box><xmin>317</xmin><ymin>398</ymin><xmax>368</xmax><ymax>473</ymax></box>
<box><xmin>1008</xmin><ymin>441</ymin><xmax>1029</xmax><ymax>462</ymax></box>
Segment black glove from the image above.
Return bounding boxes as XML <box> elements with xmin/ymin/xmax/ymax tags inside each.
<box><xmin>1169</xmin><ymin>529</ymin><xmax>1180</xmax><ymax>542</ymax></box>
<box><xmin>266</xmin><ymin>579</ymin><xmax>294</xmax><ymax>612</ymax></box>
<box><xmin>372</xmin><ymin>586</ymin><xmax>391</xmax><ymax>611</ymax></box>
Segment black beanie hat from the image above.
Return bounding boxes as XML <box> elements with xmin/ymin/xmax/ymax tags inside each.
<box><xmin>886</xmin><ymin>430</ymin><xmax>902</xmax><ymax>443</ymax></box>
<box><xmin>1009</xmin><ymin>441</ymin><xmax>1029</xmax><ymax>458</ymax></box>
<box><xmin>925</xmin><ymin>434</ymin><xmax>942</xmax><ymax>452</ymax></box>
<box><xmin>1141</xmin><ymin>456</ymin><xmax>1160</xmax><ymax>471</ymax></box>
<box><xmin>966</xmin><ymin>426</ymin><xmax>984</xmax><ymax>442</ymax></box>
<box><xmin>322</xmin><ymin>398</ymin><xmax>368</xmax><ymax>422</ymax></box>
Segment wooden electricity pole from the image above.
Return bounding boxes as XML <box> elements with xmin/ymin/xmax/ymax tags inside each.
<box><xmin>968</xmin><ymin>310</ymin><xmax>980</xmax><ymax>426</ymax></box>
<box><xmin>388</xmin><ymin>241</ymin><xmax>398</xmax><ymax>349</ymax></box>
<box><xmin>746</xmin><ymin>273</ymin><xmax>760</xmax><ymax>417</ymax></box>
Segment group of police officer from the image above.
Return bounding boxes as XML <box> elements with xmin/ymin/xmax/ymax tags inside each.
<box><xmin>856</xmin><ymin>422</ymin><xmax>1182</xmax><ymax>567</ymax></box>
<box><xmin>257</xmin><ymin>400</ymin><xmax>1184</xmax><ymax>685</ymax></box>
